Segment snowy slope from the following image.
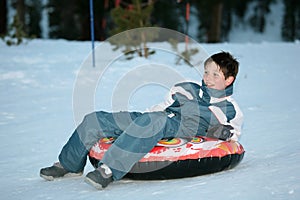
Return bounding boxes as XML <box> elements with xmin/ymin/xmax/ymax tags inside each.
<box><xmin>0</xmin><ymin>39</ymin><xmax>299</xmax><ymax>200</ymax></box>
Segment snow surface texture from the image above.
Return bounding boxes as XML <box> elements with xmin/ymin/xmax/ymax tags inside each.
<box><xmin>0</xmin><ymin>39</ymin><xmax>299</xmax><ymax>200</ymax></box>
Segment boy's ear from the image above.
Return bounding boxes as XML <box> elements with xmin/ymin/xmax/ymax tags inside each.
<box><xmin>225</xmin><ymin>76</ymin><xmax>234</xmax><ymax>86</ymax></box>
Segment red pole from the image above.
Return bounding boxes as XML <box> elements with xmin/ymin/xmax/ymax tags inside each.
<box><xmin>185</xmin><ymin>2</ymin><xmax>190</xmax><ymax>50</ymax></box>
<box><xmin>186</xmin><ymin>2</ymin><xmax>190</xmax><ymax>21</ymax></box>
<box><xmin>115</xmin><ymin>0</ymin><xmax>121</xmax><ymax>7</ymax></box>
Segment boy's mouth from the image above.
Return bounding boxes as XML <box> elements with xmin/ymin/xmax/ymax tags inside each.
<box><xmin>205</xmin><ymin>83</ymin><xmax>214</xmax><ymax>88</ymax></box>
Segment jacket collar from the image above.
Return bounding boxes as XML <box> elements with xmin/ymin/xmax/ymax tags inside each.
<box><xmin>201</xmin><ymin>80</ymin><xmax>233</xmax><ymax>101</ymax></box>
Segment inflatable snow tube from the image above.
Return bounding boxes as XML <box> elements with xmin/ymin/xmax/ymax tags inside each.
<box><xmin>89</xmin><ymin>136</ymin><xmax>245</xmax><ymax>180</ymax></box>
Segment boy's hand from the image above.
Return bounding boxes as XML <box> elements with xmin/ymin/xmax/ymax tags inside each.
<box><xmin>206</xmin><ymin>124</ymin><xmax>233</xmax><ymax>141</ymax></box>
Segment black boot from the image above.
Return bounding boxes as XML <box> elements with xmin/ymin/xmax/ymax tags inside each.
<box><xmin>40</xmin><ymin>162</ymin><xmax>82</xmax><ymax>181</ymax></box>
<box><xmin>85</xmin><ymin>164</ymin><xmax>113</xmax><ymax>189</ymax></box>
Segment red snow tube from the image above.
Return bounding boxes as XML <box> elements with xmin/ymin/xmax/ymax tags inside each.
<box><xmin>89</xmin><ymin>136</ymin><xmax>245</xmax><ymax>180</ymax></box>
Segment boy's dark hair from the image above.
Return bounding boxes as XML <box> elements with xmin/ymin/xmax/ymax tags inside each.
<box><xmin>205</xmin><ymin>51</ymin><xmax>239</xmax><ymax>84</ymax></box>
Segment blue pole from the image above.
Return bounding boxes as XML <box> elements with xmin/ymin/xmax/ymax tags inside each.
<box><xmin>89</xmin><ymin>0</ymin><xmax>95</xmax><ymax>67</ymax></box>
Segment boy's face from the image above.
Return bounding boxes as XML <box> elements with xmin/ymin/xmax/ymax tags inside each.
<box><xmin>203</xmin><ymin>61</ymin><xmax>233</xmax><ymax>90</ymax></box>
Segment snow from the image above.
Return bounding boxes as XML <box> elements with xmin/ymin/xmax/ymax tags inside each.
<box><xmin>0</xmin><ymin>37</ymin><xmax>300</xmax><ymax>200</ymax></box>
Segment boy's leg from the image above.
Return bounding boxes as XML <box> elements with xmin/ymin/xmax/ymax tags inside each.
<box><xmin>58</xmin><ymin>111</ymin><xmax>142</xmax><ymax>173</ymax></box>
<box><xmin>100</xmin><ymin>111</ymin><xmax>178</xmax><ymax>180</ymax></box>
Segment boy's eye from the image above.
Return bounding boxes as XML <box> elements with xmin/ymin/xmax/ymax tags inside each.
<box><xmin>213</xmin><ymin>73</ymin><xmax>219</xmax><ymax>77</ymax></box>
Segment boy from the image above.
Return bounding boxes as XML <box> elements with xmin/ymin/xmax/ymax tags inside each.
<box><xmin>40</xmin><ymin>51</ymin><xmax>243</xmax><ymax>189</ymax></box>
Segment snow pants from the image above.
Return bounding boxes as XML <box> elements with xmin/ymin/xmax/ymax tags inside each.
<box><xmin>58</xmin><ymin>111</ymin><xmax>184</xmax><ymax>180</ymax></box>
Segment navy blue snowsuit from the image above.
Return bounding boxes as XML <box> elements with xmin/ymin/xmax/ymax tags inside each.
<box><xmin>58</xmin><ymin>81</ymin><xmax>242</xmax><ymax>180</ymax></box>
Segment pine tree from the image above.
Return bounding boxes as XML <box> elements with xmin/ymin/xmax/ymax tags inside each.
<box><xmin>282</xmin><ymin>0</ymin><xmax>300</xmax><ymax>41</ymax></box>
<box><xmin>194</xmin><ymin>0</ymin><xmax>224</xmax><ymax>43</ymax></box>
<box><xmin>109</xmin><ymin>0</ymin><xmax>156</xmax><ymax>59</ymax></box>
<box><xmin>4</xmin><ymin>0</ymin><xmax>42</xmax><ymax>43</ymax></box>
<box><xmin>4</xmin><ymin>14</ymin><xmax>28</xmax><ymax>45</ymax></box>
<box><xmin>0</xmin><ymin>0</ymin><xmax>7</xmax><ymax>36</ymax></box>
<box><xmin>248</xmin><ymin>0</ymin><xmax>275</xmax><ymax>33</ymax></box>
<box><xmin>48</xmin><ymin>0</ymin><xmax>81</xmax><ymax>40</ymax></box>
<box><xmin>27</xmin><ymin>0</ymin><xmax>42</xmax><ymax>38</ymax></box>
<box><xmin>152</xmin><ymin>1</ymin><xmax>183</xmax><ymax>33</ymax></box>
<box><xmin>76</xmin><ymin>0</ymin><xmax>112</xmax><ymax>41</ymax></box>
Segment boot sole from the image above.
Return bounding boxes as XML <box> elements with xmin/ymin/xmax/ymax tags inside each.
<box><xmin>84</xmin><ymin>176</ymin><xmax>105</xmax><ymax>190</ymax></box>
<box><xmin>40</xmin><ymin>172</ymin><xmax>83</xmax><ymax>181</ymax></box>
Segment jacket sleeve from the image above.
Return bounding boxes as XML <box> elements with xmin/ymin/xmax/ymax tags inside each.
<box><xmin>146</xmin><ymin>83</ymin><xmax>194</xmax><ymax>112</ymax></box>
<box><xmin>209</xmin><ymin>97</ymin><xmax>243</xmax><ymax>141</ymax></box>
<box><xmin>228</xmin><ymin>99</ymin><xmax>243</xmax><ymax>141</ymax></box>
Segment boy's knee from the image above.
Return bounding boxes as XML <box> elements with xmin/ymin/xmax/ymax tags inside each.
<box><xmin>82</xmin><ymin>111</ymin><xmax>97</xmax><ymax>123</ymax></box>
<box><xmin>77</xmin><ymin>112</ymin><xmax>101</xmax><ymax>136</ymax></box>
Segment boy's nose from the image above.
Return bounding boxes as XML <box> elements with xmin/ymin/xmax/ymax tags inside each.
<box><xmin>205</xmin><ymin>74</ymin><xmax>212</xmax><ymax>81</ymax></box>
